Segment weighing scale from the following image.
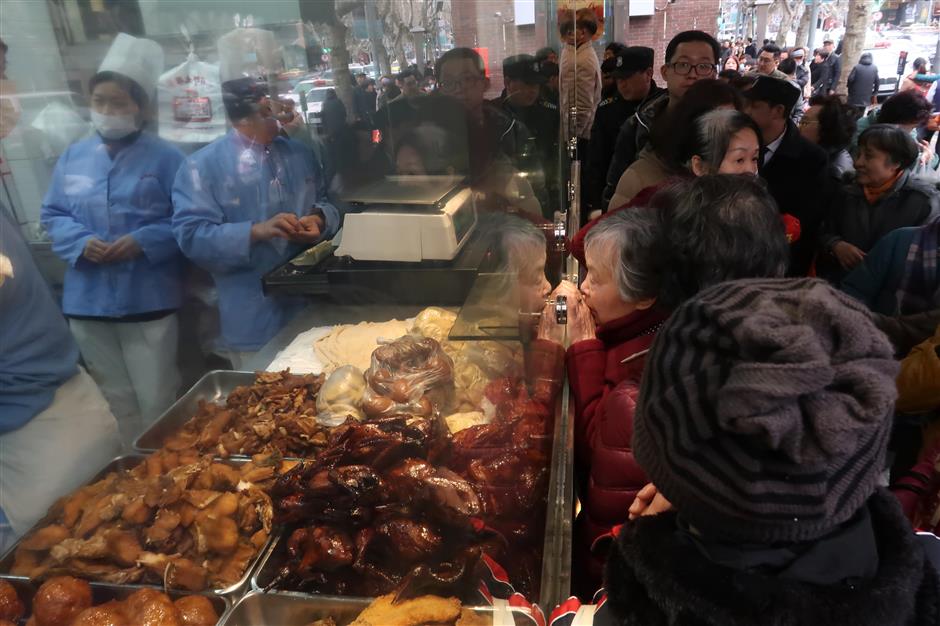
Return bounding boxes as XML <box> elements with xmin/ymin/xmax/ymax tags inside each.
<box><xmin>262</xmin><ymin>176</ymin><xmax>489</xmax><ymax>305</ymax></box>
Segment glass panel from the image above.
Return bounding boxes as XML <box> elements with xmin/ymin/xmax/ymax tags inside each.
<box><xmin>0</xmin><ymin>0</ymin><xmax>572</xmax><ymax>613</ymax></box>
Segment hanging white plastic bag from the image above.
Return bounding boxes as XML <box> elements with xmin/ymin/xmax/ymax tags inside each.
<box><xmin>158</xmin><ymin>53</ymin><xmax>226</xmax><ymax>144</ymax></box>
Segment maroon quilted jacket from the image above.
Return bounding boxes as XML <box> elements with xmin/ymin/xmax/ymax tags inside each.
<box><xmin>565</xmin><ymin>306</ymin><xmax>669</xmax><ymax>598</ymax></box>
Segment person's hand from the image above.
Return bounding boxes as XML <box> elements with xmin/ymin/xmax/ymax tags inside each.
<box><xmin>832</xmin><ymin>240</ymin><xmax>866</xmax><ymax>270</ymax></box>
<box><xmin>250</xmin><ymin>213</ymin><xmax>301</xmax><ymax>242</ymax></box>
<box><xmin>918</xmin><ymin>140</ymin><xmax>934</xmax><ymax>167</ymax></box>
<box><xmin>628</xmin><ymin>483</ymin><xmax>674</xmax><ymax>520</ymax></box>
<box><xmin>101</xmin><ymin>234</ymin><xmax>142</xmax><ymax>263</ymax></box>
<box><xmin>567</xmin><ymin>296</ymin><xmax>596</xmax><ymax>344</ymax></box>
<box><xmin>82</xmin><ymin>238</ymin><xmax>110</xmax><ymax>263</ymax></box>
<box><xmin>290</xmin><ymin>214</ymin><xmax>325</xmax><ymax>244</ymax></box>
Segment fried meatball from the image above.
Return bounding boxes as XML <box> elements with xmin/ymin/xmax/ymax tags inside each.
<box><xmin>32</xmin><ymin>576</ymin><xmax>93</xmax><ymax>626</ymax></box>
<box><xmin>69</xmin><ymin>601</ymin><xmax>129</xmax><ymax>626</ymax></box>
<box><xmin>0</xmin><ymin>580</ymin><xmax>24</xmax><ymax>621</ymax></box>
<box><xmin>122</xmin><ymin>588</ymin><xmax>182</xmax><ymax>626</ymax></box>
<box><xmin>173</xmin><ymin>595</ymin><xmax>218</xmax><ymax>626</ymax></box>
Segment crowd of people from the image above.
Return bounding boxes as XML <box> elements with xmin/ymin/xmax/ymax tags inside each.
<box><xmin>1</xmin><ymin>13</ymin><xmax>940</xmax><ymax>624</ymax></box>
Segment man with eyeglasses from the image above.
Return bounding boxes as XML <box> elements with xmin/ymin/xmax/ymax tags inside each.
<box><xmin>435</xmin><ymin>47</ymin><xmax>547</xmax><ymax>215</ymax></box>
<box><xmin>602</xmin><ymin>30</ymin><xmax>720</xmax><ymax>210</ymax></box>
<box><xmin>742</xmin><ymin>75</ymin><xmax>829</xmax><ymax>277</ymax></box>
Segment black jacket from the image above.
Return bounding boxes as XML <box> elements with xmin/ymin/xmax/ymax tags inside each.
<box><xmin>601</xmin><ymin>88</ymin><xmax>668</xmax><ymax>208</ymax></box>
<box><xmin>847</xmin><ymin>54</ymin><xmax>880</xmax><ymax>107</ymax></box>
<box><xmin>810</xmin><ymin>60</ymin><xmax>831</xmax><ymax>97</ymax></box>
<box><xmin>744</xmin><ymin>43</ymin><xmax>757</xmax><ymax>58</ymax></box>
<box><xmin>759</xmin><ymin>120</ymin><xmax>830</xmax><ymax>276</ymax></box>
<box><xmin>604</xmin><ymin>490</ymin><xmax>940</xmax><ymax>626</ymax></box>
<box><xmin>819</xmin><ymin>170</ymin><xmax>940</xmax><ymax>282</ymax></box>
<box><xmin>827</xmin><ymin>52</ymin><xmax>843</xmax><ymax>91</ymax></box>
<box><xmin>495</xmin><ymin>97</ymin><xmax>561</xmax><ymax>216</ymax></box>
<box><xmin>586</xmin><ymin>84</ymin><xmax>661</xmax><ymax>213</ymax></box>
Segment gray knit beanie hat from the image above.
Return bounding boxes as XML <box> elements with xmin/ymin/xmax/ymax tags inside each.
<box><xmin>633</xmin><ymin>278</ymin><xmax>899</xmax><ymax>544</ymax></box>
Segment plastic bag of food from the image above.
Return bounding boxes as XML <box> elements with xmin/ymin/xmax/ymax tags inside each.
<box><xmin>316</xmin><ymin>365</ymin><xmax>367</xmax><ymax>426</ymax></box>
<box><xmin>362</xmin><ymin>335</ymin><xmax>455</xmax><ymax>417</ymax></box>
<box><xmin>157</xmin><ymin>53</ymin><xmax>226</xmax><ymax>143</ymax></box>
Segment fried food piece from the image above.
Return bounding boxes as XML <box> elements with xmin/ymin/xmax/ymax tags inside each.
<box><xmin>32</xmin><ymin>576</ymin><xmax>92</xmax><ymax>626</ymax></box>
<box><xmin>106</xmin><ymin>529</ymin><xmax>143</xmax><ymax>567</ymax></box>
<box><xmin>0</xmin><ymin>580</ymin><xmax>24</xmax><ymax>621</ymax></box>
<box><xmin>18</xmin><ymin>525</ymin><xmax>70</xmax><ymax>551</ymax></box>
<box><xmin>123</xmin><ymin>588</ymin><xmax>183</xmax><ymax>626</ymax></box>
<box><xmin>70</xmin><ymin>601</ymin><xmax>129</xmax><ymax>626</ymax></box>
<box><xmin>305</xmin><ymin>619</ymin><xmax>337</xmax><ymax>626</ymax></box>
<box><xmin>349</xmin><ymin>594</ymin><xmax>462</xmax><ymax>626</ymax></box>
<box><xmin>173</xmin><ymin>595</ymin><xmax>218</xmax><ymax>626</ymax></box>
<box><xmin>0</xmin><ymin>619</ymin><xmax>17</xmax><ymax>626</ymax></box>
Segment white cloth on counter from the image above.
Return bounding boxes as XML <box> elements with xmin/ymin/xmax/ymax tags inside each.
<box><xmin>265</xmin><ymin>325</ymin><xmax>332</xmax><ymax>374</ymax></box>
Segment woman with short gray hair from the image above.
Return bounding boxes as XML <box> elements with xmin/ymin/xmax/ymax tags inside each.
<box><xmin>537</xmin><ymin>208</ymin><xmax>668</xmax><ymax>597</ymax></box>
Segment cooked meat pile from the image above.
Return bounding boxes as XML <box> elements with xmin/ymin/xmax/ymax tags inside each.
<box><xmin>162</xmin><ymin>370</ymin><xmax>328</xmax><ymax>458</ymax></box>
<box><xmin>10</xmin><ymin>450</ymin><xmax>287</xmax><ymax>591</ymax></box>
<box><xmin>0</xmin><ymin>576</ymin><xmax>218</xmax><ymax>626</ymax></box>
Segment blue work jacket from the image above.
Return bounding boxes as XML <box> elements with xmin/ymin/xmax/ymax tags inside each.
<box><xmin>172</xmin><ymin>130</ymin><xmax>339</xmax><ymax>352</ymax></box>
<box><xmin>40</xmin><ymin>132</ymin><xmax>185</xmax><ymax>317</ymax></box>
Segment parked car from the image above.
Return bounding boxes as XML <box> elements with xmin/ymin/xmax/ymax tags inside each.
<box><xmin>862</xmin><ymin>38</ymin><xmax>933</xmax><ymax>97</ymax></box>
<box><xmin>283</xmin><ymin>83</ymin><xmax>332</xmax><ymax>125</ymax></box>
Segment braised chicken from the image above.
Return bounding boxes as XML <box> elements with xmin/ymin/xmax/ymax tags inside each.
<box><xmin>162</xmin><ymin>370</ymin><xmax>328</xmax><ymax>457</ymax></box>
<box><xmin>11</xmin><ymin>452</ymin><xmax>280</xmax><ymax>591</ymax></box>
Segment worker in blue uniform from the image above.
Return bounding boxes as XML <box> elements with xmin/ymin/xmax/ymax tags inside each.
<box><xmin>0</xmin><ymin>206</ymin><xmax>120</xmax><ymax>548</ymax></box>
<box><xmin>40</xmin><ymin>34</ymin><xmax>185</xmax><ymax>447</ymax></box>
<box><xmin>172</xmin><ymin>77</ymin><xmax>340</xmax><ymax>368</ymax></box>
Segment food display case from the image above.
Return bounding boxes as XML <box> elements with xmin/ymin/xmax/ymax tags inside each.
<box><xmin>1</xmin><ymin>1</ymin><xmax>586</xmax><ymax>623</ymax></box>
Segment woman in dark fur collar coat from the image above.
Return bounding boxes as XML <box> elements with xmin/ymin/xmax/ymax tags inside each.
<box><xmin>603</xmin><ymin>277</ymin><xmax>940</xmax><ymax>626</ymax></box>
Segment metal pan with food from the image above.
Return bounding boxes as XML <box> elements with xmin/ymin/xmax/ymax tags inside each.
<box><xmin>220</xmin><ymin>590</ymin><xmax>542</xmax><ymax>626</ymax></box>
<box><xmin>0</xmin><ymin>452</ymin><xmax>289</xmax><ymax>596</ymax></box>
<box><xmin>0</xmin><ymin>576</ymin><xmax>229</xmax><ymax>626</ymax></box>
<box><xmin>134</xmin><ymin>370</ymin><xmax>329</xmax><ymax>460</ymax></box>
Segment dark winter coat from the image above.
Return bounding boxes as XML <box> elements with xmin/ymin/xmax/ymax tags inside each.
<box><xmin>758</xmin><ymin>120</ymin><xmax>831</xmax><ymax>276</ymax></box>
<box><xmin>603</xmin><ymin>489</ymin><xmax>940</xmax><ymax>626</ymax></box>
<box><xmin>810</xmin><ymin>59</ymin><xmax>832</xmax><ymax>97</ymax></box>
<box><xmin>567</xmin><ymin>306</ymin><xmax>669</xmax><ymax>598</ymax></box>
<box><xmin>847</xmin><ymin>53</ymin><xmax>880</xmax><ymax>107</ymax></box>
<box><xmin>601</xmin><ymin>90</ymin><xmax>668</xmax><ymax>208</ymax></box>
<box><xmin>819</xmin><ymin>170</ymin><xmax>940</xmax><ymax>282</ymax></box>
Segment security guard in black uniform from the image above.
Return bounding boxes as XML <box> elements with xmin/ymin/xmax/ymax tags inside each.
<box><xmin>494</xmin><ymin>54</ymin><xmax>561</xmax><ymax>218</ymax></box>
<box><xmin>585</xmin><ymin>46</ymin><xmax>662</xmax><ymax>215</ymax></box>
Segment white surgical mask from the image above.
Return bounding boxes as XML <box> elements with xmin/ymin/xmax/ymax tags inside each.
<box><xmin>91</xmin><ymin>110</ymin><xmax>138</xmax><ymax>140</ymax></box>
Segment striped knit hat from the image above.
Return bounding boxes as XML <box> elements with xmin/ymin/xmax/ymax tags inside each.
<box><xmin>633</xmin><ymin>278</ymin><xmax>899</xmax><ymax>544</ymax></box>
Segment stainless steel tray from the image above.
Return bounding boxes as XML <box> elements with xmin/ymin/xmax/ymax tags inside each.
<box><xmin>220</xmin><ymin>590</ymin><xmax>539</xmax><ymax>625</ymax></box>
<box><xmin>0</xmin><ymin>578</ymin><xmax>230</xmax><ymax>625</ymax></box>
<box><xmin>134</xmin><ymin>370</ymin><xmax>256</xmax><ymax>454</ymax></box>
<box><xmin>0</xmin><ymin>454</ymin><xmax>273</xmax><ymax>597</ymax></box>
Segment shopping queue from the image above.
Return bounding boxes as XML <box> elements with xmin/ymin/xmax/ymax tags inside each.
<box><xmin>2</xmin><ymin>19</ymin><xmax>940</xmax><ymax>625</ymax></box>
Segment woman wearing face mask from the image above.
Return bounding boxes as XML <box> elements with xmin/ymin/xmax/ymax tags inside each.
<box><xmin>40</xmin><ymin>35</ymin><xmax>185</xmax><ymax>448</ymax></box>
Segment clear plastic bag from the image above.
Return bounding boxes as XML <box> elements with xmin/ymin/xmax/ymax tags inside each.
<box><xmin>316</xmin><ymin>365</ymin><xmax>367</xmax><ymax>426</ymax></box>
<box><xmin>361</xmin><ymin>335</ymin><xmax>455</xmax><ymax>417</ymax></box>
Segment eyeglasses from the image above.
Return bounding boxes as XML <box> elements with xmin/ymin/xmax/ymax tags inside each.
<box><xmin>798</xmin><ymin>118</ymin><xmax>819</xmax><ymax>127</ymax></box>
<box><xmin>439</xmin><ymin>75</ymin><xmax>484</xmax><ymax>92</ymax></box>
<box><xmin>668</xmin><ymin>62</ymin><xmax>716</xmax><ymax>76</ymax></box>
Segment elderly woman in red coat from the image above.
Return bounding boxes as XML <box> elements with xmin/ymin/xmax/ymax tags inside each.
<box><xmin>538</xmin><ymin>208</ymin><xmax>668</xmax><ymax>598</ymax></box>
